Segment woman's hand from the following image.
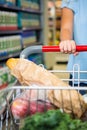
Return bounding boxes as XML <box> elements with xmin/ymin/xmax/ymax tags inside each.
<box><xmin>59</xmin><ymin>40</ymin><xmax>79</xmax><ymax>56</ymax></box>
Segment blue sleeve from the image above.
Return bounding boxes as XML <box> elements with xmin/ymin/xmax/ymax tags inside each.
<box><xmin>61</xmin><ymin>0</ymin><xmax>78</xmax><ymax>13</ymax></box>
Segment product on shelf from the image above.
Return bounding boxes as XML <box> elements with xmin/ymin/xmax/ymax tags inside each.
<box><xmin>0</xmin><ymin>0</ymin><xmax>16</xmax><ymax>5</ymax></box>
<box><xmin>32</xmin><ymin>0</ymin><xmax>40</xmax><ymax>10</ymax></box>
<box><xmin>48</xmin><ymin>17</ymin><xmax>61</xmax><ymax>29</ymax></box>
<box><xmin>0</xmin><ymin>0</ymin><xmax>44</xmax><ymax>95</ymax></box>
<box><xmin>17</xmin><ymin>0</ymin><xmax>40</xmax><ymax>10</ymax></box>
<box><xmin>55</xmin><ymin>0</ymin><xmax>62</xmax><ymax>9</ymax></box>
<box><xmin>48</xmin><ymin>30</ymin><xmax>60</xmax><ymax>45</ymax></box>
<box><xmin>0</xmin><ymin>0</ymin><xmax>5</xmax><ymax>4</ymax></box>
<box><xmin>18</xmin><ymin>12</ymin><xmax>40</xmax><ymax>28</ymax></box>
<box><xmin>0</xmin><ymin>35</ymin><xmax>22</xmax><ymax>58</ymax></box>
<box><xmin>56</xmin><ymin>30</ymin><xmax>60</xmax><ymax>39</ymax></box>
<box><xmin>0</xmin><ymin>11</ymin><xmax>18</xmax><ymax>31</ymax></box>
<box><xmin>22</xmin><ymin>31</ymin><xmax>37</xmax><ymax>47</ymax></box>
<box><xmin>56</xmin><ymin>18</ymin><xmax>61</xmax><ymax>29</ymax></box>
<box><xmin>48</xmin><ymin>0</ymin><xmax>61</xmax><ymax>46</ymax></box>
<box><xmin>5</xmin><ymin>0</ymin><xmax>16</xmax><ymax>5</ymax></box>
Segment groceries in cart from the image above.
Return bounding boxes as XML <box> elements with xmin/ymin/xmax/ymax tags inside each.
<box><xmin>19</xmin><ymin>109</ymin><xmax>87</xmax><ymax>130</ymax></box>
<box><xmin>6</xmin><ymin>58</ymin><xmax>87</xmax><ymax>120</ymax></box>
<box><xmin>11</xmin><ymin>89</ymin><xmax>54</xmax><ymax>119</ymax></box>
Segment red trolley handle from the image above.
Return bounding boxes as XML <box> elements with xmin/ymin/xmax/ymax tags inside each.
<box><xmin>42</xmin><ymin>45</ymin><xmax>87</xmax><ymax>52</ymax></box>
<box><xmin>20</xmin><ymin>45</ymin><xmax>87</xmax><ymax>59</ymax></box>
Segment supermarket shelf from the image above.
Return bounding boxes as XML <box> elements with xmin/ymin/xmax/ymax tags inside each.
<box><xmin>48</xmin><ymin>26</ymin><xmax>60</xmax><ymax>31</ymax></box>
<box><xmin>49</xmin><ymin>17</ymin><xmax>61</xmax><ymax>20</ymax></box>
<box><xmin>0</xmin><ymin>4</ymin><xmax>42</xmax><ymax>14</ymax></box>
<box><xmin>0</xmin><ymin>42</ymin><xmax>42</xmax><ymax>61</ymax></box>
<box><xmin>49</xmin><ymin>25</ymin><xmax>60</xmax><ymax>30</ymax></box>
<box><xmin>48</xmin><ymin>8</ymin><xmax>61</xmax><ymax>20</ymax></box>
<box><xmin>0</xmin><ymin>0</ymin><xmax>44</xmax><ymax>62</ymax></box>
<box><xmin>0</xmin><ymin>29</ymin><xmax>22</xmax><ymax>35</ymax></box>
<box><xmin>56</xmin><ymin>10</ymin><xmax>62</xmax><ymax>18</ymax></box>
<box><xmin>0</xmin><ymin>27</ymin><xmax>42</xmax><ymax>35</ymax></box>
<box><xmin>0</xmin><ymin>52</ymin><xmax>21</xmax><ymax>61</ymax></box>
<box><xmin>23</xmin><ymin>27</ymin><xmax>42</xmax><ymax>31</ymax></box>
<box><xmin>20</xmin><ymin>8</ymin><xmax>42</xmax><ymax>14</ymax></box>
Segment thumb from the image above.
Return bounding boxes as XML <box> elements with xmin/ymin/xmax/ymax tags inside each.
<box><xmin>74</xmin><ymin>52</ymin><xmax>79</xmax><ymax>56</ymax></box>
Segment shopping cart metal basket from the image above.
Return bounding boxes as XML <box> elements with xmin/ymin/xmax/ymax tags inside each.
<box><xmin>1</xmin><ymin>45</ymin><xmax>87</xmax><ymax>130</ymax></box>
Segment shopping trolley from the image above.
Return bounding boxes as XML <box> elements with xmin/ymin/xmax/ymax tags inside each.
<box><xmin>1</xmin><ymin>45</ymin><xmax>87</xmax><ymax>130</ymax></box>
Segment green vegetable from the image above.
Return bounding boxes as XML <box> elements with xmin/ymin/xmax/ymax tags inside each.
<box><xmin>20</xmin><ymin>109</ymin><xmax>87</xmax><ymax>130</ymax></box>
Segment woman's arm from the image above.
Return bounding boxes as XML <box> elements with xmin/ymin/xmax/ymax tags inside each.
<box><xmin>60</xmin><ymin>8</ymin><xmax>78</xmax><ymax>55</ymax></box>
<box><xmin>60</xmin><ymin>8</ymin><xmax>74</xmax><ymax>40</ymax></box>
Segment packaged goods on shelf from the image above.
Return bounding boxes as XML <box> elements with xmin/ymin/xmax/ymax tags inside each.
<box><xmin>17</xmin><ymin>0</ymin><xmax>40</xmax><ymax>10</ymax></box>
<box><xmin>55</xmin><ymin>0</ymin><xmax>62</xmax><ymax>9</ymax></box>
<box><xmin>0</xmin><ymin>11</ymin><xmax>18</xmax><ymax>30</ymax></box>
<box><xmin>22</xmin><ymin>31</ymin><xmax>37</xmax><ymax>47</ymax></box>
<box><xmin>0</xmin><ymin>0</ymin><xmax>5</xmax><ymax>4</ymax></box>
<box><xmin>56</xmin><ymin>18</ymin><xmax>61</xmax><ymax>29</ymax></box>
<box><xmin>48</xmin><ymin>18</ymin><xmax>61</xmax><ymax>29</ymax></box>
<box><xmin>0</xmin><ymin>0</ymin><xmax>16</xmax><ymax>5</ymax></box>
<box><xmin>48</xmin><ymin>30</ymin><xmax>60</xmax><ymax>45</ymax></box>
<box><xmin>0</xmin><ymin>35</ymin><xmax>22</xmax><ymax>58</ymax></box>
<box><xmin>18</xmin><ymin>12</ymin><xmax>40</xmax><ymax>28</ymax></box>
<box><xmin>31</xmin><ymin>0</ymin><xmax>40</xmax><ymax>10</ymax></box>
<box><xmin>56</xmin><ymin>30</ymin><xmax>60</xmax><ymax>40</ymax></box>
<box><xmin>17</xmin><ymin>0</ymin><xmax>31</xmax><ymax>8</ymax></box>
<box><xmin>5</xmin><ymin>0</ymin><xmax>16</xmax><ymax>5</ymax></box>
<box><xmin>56</xmin><ymin>8</ymin><xmax>62</xmax><ymax>18</ymax></box>
<box><xmin>47</xmin><ymin>0</ymin><xmax>62</xmax><ymax>46</ymax></box>
<box><xmin>0</xmin><ymin>0</ymin><xmax>44</xmax><ymax>93</ymax></box>
<box><xmin>48</xmin><ymin>40</ymin><xmax>59</xmax><ymax>46</ymax></box>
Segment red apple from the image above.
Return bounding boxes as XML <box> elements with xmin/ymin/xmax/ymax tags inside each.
<box><xmin>29</xmin><ymin>100</ymin><xmax>54</xmax><ymax>115</ymax></box>
<box><xmin>11</xmin><ymin>98</ymin><xmax>54</xmax><ymax>119</ymax></box>
<box><xmin>11</xmin><ymin>98</ymin><xmax>29</xmax><ymax>119</ymax></box>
